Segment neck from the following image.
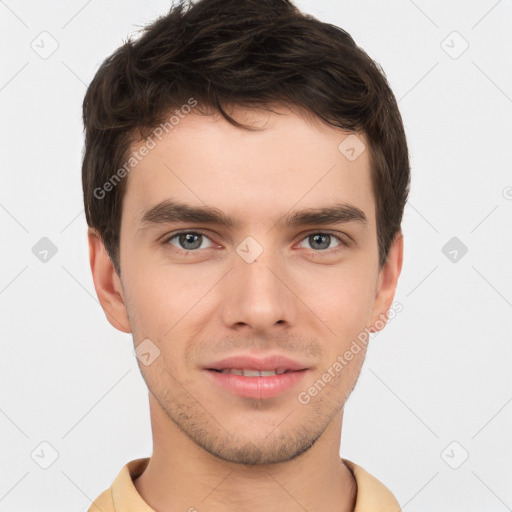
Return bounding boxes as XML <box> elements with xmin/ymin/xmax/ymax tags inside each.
<box><xmin>134</xmin><ymin>394</ymin><xmax>357</xmax><ymax>512</ymax></box>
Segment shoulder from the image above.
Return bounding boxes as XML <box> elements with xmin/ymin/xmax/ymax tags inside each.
<box><xmin>88</xmin><ymin>487</ymin><xmax>114</xmax><ymax>512</ymax></box>
<box><xmin>342</xmin><ymin>458</ymin><xmax>401</xmax><ymax>512</ymax></box>
<box><xmin>88</xmin><ymin>457</ymin><xmax>152</xmax><ymax>512</ymax></box>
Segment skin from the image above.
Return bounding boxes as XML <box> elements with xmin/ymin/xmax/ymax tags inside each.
<box><xmin>88</xmin><ymin>104</ymin><xmax>403</xmax><ymax>512</ymax></box>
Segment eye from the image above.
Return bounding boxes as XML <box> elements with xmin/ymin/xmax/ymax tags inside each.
<box><xmin>162</xmin><ymin>230</ymin><xmax>347</xmax><ymax>255</ymax></box>
<box><xmin>298</xmin><ymin>232</ymin><xmax>344</xmax><ymax>252</ymax></box>
<box><xmin>164</xmin><ymin>231</ymin><xmax>214</xmax><ymax>252</ymax></box>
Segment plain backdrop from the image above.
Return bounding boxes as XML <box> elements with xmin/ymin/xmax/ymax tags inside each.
<box><xmin>0</xmin><ymin>0</ymin><xmax>511</xmax><ymax>510</ymax></box>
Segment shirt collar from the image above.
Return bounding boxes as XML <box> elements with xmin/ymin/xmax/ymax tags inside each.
<box><xmin>101</xmin><ymin>457</ymin><xmax>400</xmax><ymax>512</ymax></box>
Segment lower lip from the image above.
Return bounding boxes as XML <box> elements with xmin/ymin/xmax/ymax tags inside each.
<box><xmin>205</xmin><ymin>369</ymin><xmax>308</xmax><ymax>399</ymax></box>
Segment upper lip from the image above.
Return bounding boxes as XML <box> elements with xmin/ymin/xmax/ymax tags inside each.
<box><xmin>205</xmin><ymin>354</ymin><xmax>309</xmax><ymax>372</ymax></box>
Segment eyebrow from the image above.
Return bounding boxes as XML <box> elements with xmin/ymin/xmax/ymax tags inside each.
<box><xmin>139</xmin><ymin>199</ymin><xmax>367</xmax><ymax>230</ymax></box>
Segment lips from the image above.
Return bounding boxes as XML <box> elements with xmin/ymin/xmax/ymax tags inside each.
<box><xmin>214</xmin><ymin>368</ymin><xmax>288</xmax><ymax>376</ymax></box>
<box><xmin>205</xmin><ymin>354</ymin><xmax>308</xmax><ymax>372</ymax></box>
<box><xmin>204</xmin><ymin>353</ymin><xmax>310</xmax><ymax>399</ymax></box>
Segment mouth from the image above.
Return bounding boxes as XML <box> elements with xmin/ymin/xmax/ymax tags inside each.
<box><xmin>205</xmin><ymin>353</ymin><xmax>309</xmax><ymax>373</ymax></box>
<box><xmin>205</xmin><ymin>367</ymin><xmax>309</xmax><ymax>400</ymax></box>
<box><xmin>204</xmin><ymin>354</ymin><xmax>310</xmax><ymax>399</ymax></box>
<box><xmin>208</xmin><ymin>368</ymin><xmax>293</xmax><ymax>376</ymax></box>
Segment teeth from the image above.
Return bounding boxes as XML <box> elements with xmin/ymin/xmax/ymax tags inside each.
<box><xmin>220</xmin><ymin>368</ymin><xmax>243</xmax><ymax>375</ymax></box>
<box><xmin>243</xmin><ymin>369</ymin><xmax>262</xmax><ymax>377</ymax></box>
<box><xmin>218</xmin><ymin>369</ymin><xmax>288</xmax><ymax>376</ymax></box>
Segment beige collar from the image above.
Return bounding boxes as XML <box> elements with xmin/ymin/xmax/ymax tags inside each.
<box><xmin>89</xmin><ymin>457</ymin><xmax>401</xmax><ymax>512</ymax></box>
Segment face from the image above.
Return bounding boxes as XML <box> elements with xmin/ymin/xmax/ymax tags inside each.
<box><xmin>91</xmin><ymin>105</ymin><xmax>402</xmax><ymax>465</ymax></box>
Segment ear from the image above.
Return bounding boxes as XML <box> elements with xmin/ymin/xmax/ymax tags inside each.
<box><xmin>87</xmin><ymin>227</ymin><xmax>131</xmax><ymax>333</ymax></box>
<box><xmin>369</xmin><ymin>231</ymin><xmax>404</xmax><ymax>333</ymax></box>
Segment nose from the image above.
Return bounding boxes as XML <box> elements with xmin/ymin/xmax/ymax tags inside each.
<box><xmin>219</xmin><ymin>241</ymin><xmax>297</xmax><ymax>333</ymax></box>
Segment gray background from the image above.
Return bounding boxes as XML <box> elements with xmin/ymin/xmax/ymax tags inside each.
<box><xmin>1</xmin><ymin>0</ymin><xmax>511</xmax><ymax>510</ymax></box>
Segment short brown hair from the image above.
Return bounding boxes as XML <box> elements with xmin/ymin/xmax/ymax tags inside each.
<box><xmin>82</xmin><ymin>0</ymin><xmax>410</xmax><ymax>276</ymax></box>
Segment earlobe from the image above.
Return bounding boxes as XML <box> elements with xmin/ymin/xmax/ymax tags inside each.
<box><xmin>87</xmin><ymin>227</ymin><xmax>131</xmax><ymax>334</ymax></box>
<box><xmin>369</xmin><ymin>231</ymin><xmax>404</xmax><ymax>333</ymax></box>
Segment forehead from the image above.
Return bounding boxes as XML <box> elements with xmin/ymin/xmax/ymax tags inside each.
<box><xmin>121</xmin><ymin>105</ymin><xmax>375</xmax><ymax>228</ymax></box>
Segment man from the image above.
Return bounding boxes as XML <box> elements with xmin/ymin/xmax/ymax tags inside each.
<box><xmin>83</xmin><ymin>0</ymin><xmax>409</xmax><ymax>510</ymax></box>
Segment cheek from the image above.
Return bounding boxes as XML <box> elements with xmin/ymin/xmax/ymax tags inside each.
<box><xmin>122</xmin><ymin>259</ymin><xmax>216</xmax><ymax>368</ymax></box>
<box><xmin>124</xmin><ymin>255</ymin><xmax>213</xmax><ymax>324</ymax></box>
<box><xmin>303</xmin><ymin>263</ymin><xmax>376</xmax><ymax>339</ymax></box>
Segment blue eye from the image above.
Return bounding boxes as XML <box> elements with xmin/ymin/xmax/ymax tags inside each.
<box><xmin>162</xmin><ymin>230</ymin><xmax>346</xmax><ymax>255</ymax></box>
<box><xmin>299</xmin><ymin>233</ymin><xmax>344</xmax><ymax>251</ymax></box>
<box><xmin>165</xmin><ymin>231</ymin><xmax>214</xmax><ymax>251</ymax></box>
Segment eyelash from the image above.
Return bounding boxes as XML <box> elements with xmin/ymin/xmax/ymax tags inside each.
<box><xmin>161</xmin><ymin>230</ymin><xmax>348</xmax><ymax>255</ymax></box>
